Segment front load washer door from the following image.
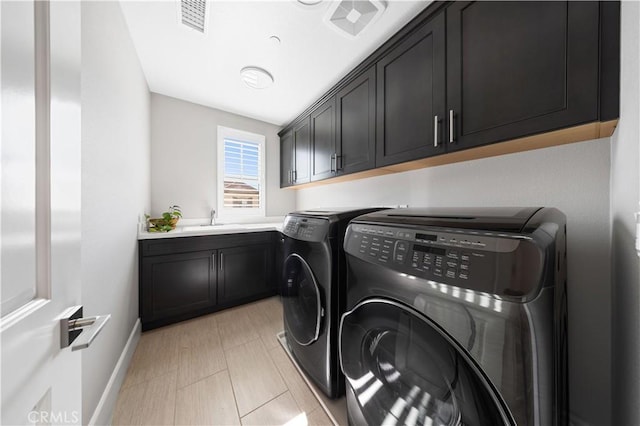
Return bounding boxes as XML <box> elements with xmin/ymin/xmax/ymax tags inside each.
<box><xmin>339</xmin><ymin>298</ymin><xmax>514</xmax><ymax>426</ymax></box>
<box><xmin>282</xmin><ymin>253</ymin><xmax>324</xmax><ymax>346</ymax></box>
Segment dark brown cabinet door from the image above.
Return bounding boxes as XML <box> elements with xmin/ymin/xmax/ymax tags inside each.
<box><xmin>376</xmin><ymin>12</ymin><xmax>446</xmax><ymax>167</ymax></box>
<box><xmin>141</xmin><ymin>250</ymin><xmax>216</xmax><ymax>325</ymax></box>
<box><xmin>293</xmin><ymin>118</ymin><xmax>311</xmax><ymax>184</ymax></box>
<box><xmin>337</xmin><ymin>66</ymin><xmax>376</xmax><ymax>175</ymax></box>
<box><xmin>446</xmin><ymin>1</ymin><xmax>599</xmax><ymax>151</ymax></box>
<box><xmin>310</xmin><ymin>97</ymin><xmax>337</xmax><ymax>181</ymax></box>
<box><xmin>280</xmin><ymin>130</ymin><xmax>294</xmax><ymax>188</ymax></box>
<box><xmin>218</xmin><ymin>244</ymin><xmax>273</xmax><ymax>304</ymax></box>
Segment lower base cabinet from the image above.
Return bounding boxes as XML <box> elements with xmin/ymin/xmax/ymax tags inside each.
<box><xmin>139</xmin><ymin>232</ymin><xmax>278</xmax><ymax>331</ymax></box>
<box><xmin>142</xmin><ymin>250</ymin><xmax>217</xmax><ymax>325</ymax></box>
<box><xmin>218</xmin><ymin>244</ymin><xmax>273</xmax><ymax>304</ymax></box>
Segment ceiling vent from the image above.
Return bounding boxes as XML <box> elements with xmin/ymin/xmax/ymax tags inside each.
<box><xmin>324</xmin><ymin>0</ymin><xmax>387</xmax><ymax>38</ymax></box>
<box><xmin>179</xmin><ymin>0</ymin><xmax>208</xmax><ymax>34</ymax></box>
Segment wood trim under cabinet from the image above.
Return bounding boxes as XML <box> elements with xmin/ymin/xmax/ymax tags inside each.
<box><xmin>285</xmin><ymin>120</ymin><xmax>617</xmax><ymax>189</ymax></box>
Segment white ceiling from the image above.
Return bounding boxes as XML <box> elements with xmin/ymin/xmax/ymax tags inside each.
<box><xmin>119</xmin><ymin>0</ymin><xmax>430</xmax><ymax>126</ymax></box>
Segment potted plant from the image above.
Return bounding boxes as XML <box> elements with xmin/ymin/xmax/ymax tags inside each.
<box><xmin>146</xmin><ymin>205</ymin><xmax>182</xmax><ymax>232</ymax></box>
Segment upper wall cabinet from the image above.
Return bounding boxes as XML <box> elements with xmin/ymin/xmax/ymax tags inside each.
<box><xmin>281</xmin><ymin>119</ymin><xmax>311</xmax><ymax>186</ymax></box>
<box><xmin>336</xmin><ymin>66</ymin><xmax>377</xmax><ymax>175</ymax></box>
<box><xmin>376</xmin><ymin>13</ymin><xmax>446</xmax><ymax>167</ymax></box>
<box><xmin>446</xmin><ymin>1</ymin><xmax>600</xmax><ymax>151</ymax></box>
<box><xmin>280</xmin><ymin>130</ymin><xmax>294</xmax><ymax>188</ymax></box>
<box><xmin>311</xmin><ymin>96</ymin><xmax>337</xmax><ymax>181</ymax></box>
<box><xmin>278</xmin><ymin>1</ymin><xmax>619</xmax><ymax>187</ymax></box>
<box><xmin>293</xmin><ymin>118</ymin><xmax>311</xmax><ymax>184</ymax></box>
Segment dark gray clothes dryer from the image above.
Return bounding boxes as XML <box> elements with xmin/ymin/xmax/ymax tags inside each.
<box><xmin>281</xmin><ymin>207</ymin><xmax>387</xmax><ymax>399</ymax></box>
<box><xmin>339</xmin><ymin>207</ymin><xmax>568</xmax><ymax>425</ymax></box>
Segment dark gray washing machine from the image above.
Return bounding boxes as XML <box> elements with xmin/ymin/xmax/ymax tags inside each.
<box><xmin>281</xmin><ymin>208</ymin><xmax>387</xmax><ymax>398</ymax></box>
<box><xmin>339</xmin><ymin>207</ymin><xmax>568</xmax><ymax>425</ymax></box>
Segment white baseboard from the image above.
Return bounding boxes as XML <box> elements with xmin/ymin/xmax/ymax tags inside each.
<box><xmin>88</xmin><ymin>318</ymin><xmax>141</xmax><ymax>426</ymax></box>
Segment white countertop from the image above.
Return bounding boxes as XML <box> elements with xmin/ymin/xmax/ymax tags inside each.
<box><xmin>138</xmin><ymin>219</ymin><xmax>284</xmax><ymax>240</ymax></box>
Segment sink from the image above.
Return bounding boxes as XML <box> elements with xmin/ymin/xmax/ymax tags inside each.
<box><xmin>181</xmin><ymin>224</ymin><xmax>246</xmax><ymax>232</ymax></box>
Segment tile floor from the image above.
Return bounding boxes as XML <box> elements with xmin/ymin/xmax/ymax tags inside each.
<box><xmin>112</xmin><ymin>297</ymin><xmax>342</xmax><ymax>425</ymax></box>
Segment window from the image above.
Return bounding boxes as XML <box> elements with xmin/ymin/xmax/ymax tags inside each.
<box><xmin>217</xmin><ymin>126</ymin><xmax>266</xmax><ymax>218</ymax></box>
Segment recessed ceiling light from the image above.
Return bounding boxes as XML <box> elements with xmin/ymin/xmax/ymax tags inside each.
<box><xmin>240</xmin><ymin>66</ymin><xmax>274</xmax><ymax>90</ymax></box>
<box><xmin>297</xmin><ymin>0</ymin><xmax>323</xmax><ymax>6</ymax></box>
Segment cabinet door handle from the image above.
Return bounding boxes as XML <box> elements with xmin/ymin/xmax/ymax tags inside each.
<box><xmin>330</xmin><ymin>153</ymin><xmax>336</xmax><ymax>173</ymax></box>
<box><xmin>293</xmin><ymin>170</ymin><xmax>297</xmax><ymax>182</ymax></box>
<box><xmin>220</xmin><ymin>253</ymin><xmax>224</xmax><ymax>271</ymax></box>
<box><xmin>288</xmin><ymin>170</ymin><xmax>292</xmax><ymax>184</ymax></box>
<box><xmin>449</xmin><ymin>109</ymin><xmax>455</xmax><ymax>144</ymax></box>
<box><xmin>336</xmin><ymin>154</ymin><xmax>342</xmax><ymax>171</ymax></box>
<box><xmin>212</xmin><ymin>254</ymin><xmax>216</xmax><ymax>270</ymax></box>
<box><xmin>434</xmin><ymin>115</ymin><xmax>439</xmax><ymax>147</ymax></box>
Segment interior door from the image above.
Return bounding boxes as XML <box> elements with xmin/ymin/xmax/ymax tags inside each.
<box><xmin>339</xmin><ymin>298</ymin><xmax>513</xmax><ymax>426</ymax></box>
<box><xmin>1</xmin><ymin>1</ymin><xmax>84</xmax><ymax>423</ymax></box>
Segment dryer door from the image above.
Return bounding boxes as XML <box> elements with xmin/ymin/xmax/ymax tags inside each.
<box><xmin>339</xmin><ymin>298</ymin><xmax>514</xmax><ymax>426</ymax></box>
<box><xmin>282</xmin><ymin>253</ymin><xmax>323</xmax><ymax>346</ymax></box>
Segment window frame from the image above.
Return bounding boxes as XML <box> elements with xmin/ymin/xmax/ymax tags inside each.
<box><xmin>216</xmin><ymin>125</ymin><xmax>266</xmax><ymax>219</ymax></box>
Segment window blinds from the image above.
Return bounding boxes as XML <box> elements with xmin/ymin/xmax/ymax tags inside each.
<box><xmin>223</xmin><ymin>138</ymin><xmax>261</xmax><ymax>209</ymax></box>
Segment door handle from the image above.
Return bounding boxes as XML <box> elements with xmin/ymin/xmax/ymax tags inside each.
<box><xmin>434</xmin><ymin>115</ymin><xmax>439</xmax><ymax>147</ymax></box>
<box><xmin>220</xmin><ymin>252</ymin><xmax>224</xmax><ymax>271</ymax></box>
<box><xmin>330</xmin><ymin>153</ymin><xmax>336</xmax><ymax>173</ymax></box>
<box><xmin>60</xmin><ymin>306</ymin><xmax>111</xmax><ymax>351</ymax></box>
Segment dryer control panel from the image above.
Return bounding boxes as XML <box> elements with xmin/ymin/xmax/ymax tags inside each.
<box><xmin>283</xmin><ymin>215</ymin><xmax>331</xmax><ymax>242</ymax></box>
<box><xmin>345</xmin><ymin>222</ymin><xmax>543</xmax><ymax>298</ymax></box>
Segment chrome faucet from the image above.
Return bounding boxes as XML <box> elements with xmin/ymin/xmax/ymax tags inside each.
<box><xmin>210</xmin><ymin>209</ymin><xmax>216</xmax><ymax>225</ymax></box>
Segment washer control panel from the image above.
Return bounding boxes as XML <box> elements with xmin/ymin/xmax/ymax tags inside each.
<box><xmin>345</xmin><ymin>223</ymin><xmax>528</xmax><ymax>293</ymax></box>
<box><xmin>283</xmin><ymin>215</ymin><xmax>330</xmax><ymax>242</ymax></box>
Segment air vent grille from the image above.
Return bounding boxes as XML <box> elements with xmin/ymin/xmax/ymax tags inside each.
<box><xmin>324</xmin><ymin>0</ymin><xmax>386</xmax><ymax>38</ymax></box>
<box><xmin>181</xmin><ymin>0</ymin><xmax>206</xmax><ymax>33</ymax></box>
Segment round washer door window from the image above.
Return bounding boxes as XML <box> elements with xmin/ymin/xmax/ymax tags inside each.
<box><xmin>282</xmin><ymin>254</ymin><xmax>323</xmax><ymax>346</ymax></box>
<box><xmin>340</xmin><ymin>299</ymin><xmax>513</xmax><ymax>426</ymax></box>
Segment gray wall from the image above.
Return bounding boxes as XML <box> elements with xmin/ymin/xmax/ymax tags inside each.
<box><xmin>150</xmin><ymin>93</ymin><xmax>296</xmax><ymax>219</ymax></box>
<box><xmin>81</xmin><ymin>2</ymin><xmax>150</xmax><ymax>423</ymax></box>
<box><xmin>611</xmin><ymin>2</ymin><xmax>640</xmax><ymax>424</ymax></box>
<box><xmin>297</xmin><ymin>138</ymin><xmax>612</xmax><ymax>425</ymax></box>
